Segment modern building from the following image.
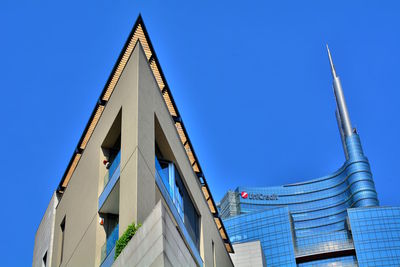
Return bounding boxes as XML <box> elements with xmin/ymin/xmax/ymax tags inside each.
<box><xmin>218</xmin><ymin>47</ymin><xmax>400</xmax><ymax>266</ymax></box>
<box><xmin>33</xmin><ymin>15</ymin><xmax>234</xmax><ymax>267</ymax></box>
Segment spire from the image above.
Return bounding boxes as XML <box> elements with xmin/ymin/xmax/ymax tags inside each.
<box><xmin>326</xmin><ymin>44</ymin><xmax>337</xmax><ymax>78</ymax></box>
<box><xmin>327</xmin><ymin>45</ymin><xmax>353</xmax><ymax>137</ymax></box>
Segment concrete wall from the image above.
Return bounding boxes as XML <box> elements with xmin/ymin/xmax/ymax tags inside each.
<box><xmin>113</xmin><ymin>200</ymin><xmax>197</xmax><ymax>267</ymax></box>
<box><xmin>50</xmin><ymin>41</ymin><xmax>142</xmax><ymax>267</ymax></box>
<box><xmin>33</xmin><ymin>192</ymin><xmax>58</xmax><ymax>267</ymax></box>
<box><xmin>230</xmin><ymin>241</ymin><xmax>266</xmax><ymax>267</ymax></box>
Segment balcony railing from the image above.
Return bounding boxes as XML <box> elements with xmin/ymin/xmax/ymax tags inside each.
<box><xmin>100</xmin><ymin>224</ymin><xmax>119</xmax><ymax>266</ymax></box>
<box><xmin>103</xmin><ymin>151</ymin><xmax>121</xmax><ymax>190</ymax></box>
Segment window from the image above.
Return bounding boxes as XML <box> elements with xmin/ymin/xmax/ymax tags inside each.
<box><xmin>155</xmin><ymin>147</ymin><xmax>200</xmax><ymax>249</ymax></box>
<box><xmin>174</xmin><ymin>168</ymin><xmax>185</xmax><ymax>221</ymax></box>
<box><xmin>183</xmin><ymin>183</ymin><xmax>200</xmax><ymax>249</ymax></box>
<box><xmin>155</xmin><ymin>158</ymin><xmax>186</xmax><ymax>222</ymax></box>
<box><xmin>60</xmin><ymin>216</ymin><xmax>66</xmax><ymax>265</ymax></box>
<box><xmin>42</xmin><ymin>251</ymin><xmax>47</xmax><ymax>267</ymax></box>
<box><xmin>212</xmin><ymin>241</ymin><xmax>216</xmax><ymax>267</ymax></box>
<box><xmin>100</xmin><ymin>214</ymin><xmax>119</xmax><ymax>263</ymax></box>
<box><xmin>101</xmin><ymin>110</ymin><xmax>121</xmax><ymax>191</ymax></box>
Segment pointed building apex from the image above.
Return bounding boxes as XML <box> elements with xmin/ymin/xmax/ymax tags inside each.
<box><xmin>326</xmin><ymin>44</ymin><xmax>338</xmax><ymax>78</ymax></box>
<box><xmin>327</xmin><ymin>45</ymin><xmax>353</xmax><ymax>137</ymax></box>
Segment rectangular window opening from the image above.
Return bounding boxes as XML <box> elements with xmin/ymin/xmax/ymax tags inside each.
<box><xmin>154</xmin><ymin>116</ymin><xmax>201</xmax><ymax>250</ymax></box>
<box><xmin>42</xmin><ymin>251</ymin><xmax>47</xmax><ymax>267</ymax></box>
<box><xmin>212</xmin><ymin>240</ymin><xmax>216</xmax><ymax>267</ymax></box>
<box><xmin>60</xmin><ymin>216</ymin><xmax>66</xmax><ymax>265</ymax></box>
<box><xmin>101</xmin><ymin>110</ymin><xmax>122</xmax><ymax>192</ymax></box>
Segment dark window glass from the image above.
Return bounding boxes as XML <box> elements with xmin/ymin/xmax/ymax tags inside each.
<box><xmin>182</xmin><ymin>181</ymin><xmax>200</xmax><ymax>249</ymax></box>
<box><xmin>42</xmin><ymin>251</ymin><xmax>47</xmax><ymax>267</ymax></box>
<box><xmin>60</xmin><ymin>216</ymin><xmax>66</xmax><ymax>265</ymax></box>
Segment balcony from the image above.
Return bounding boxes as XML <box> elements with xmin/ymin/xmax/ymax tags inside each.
<box><xmin>99</xmin><ymin>151</ymin><xmax>121</xmax><ymax>212</ymax></box>
<box><xmin>100</xmin><ymin>224</ymin><xmax>119</xmax><ymax>267</ymax></box>
<box><xmin>104</xmin><ymin>152</ymin><xmax>121</xmax><ymax>190</ymax></box>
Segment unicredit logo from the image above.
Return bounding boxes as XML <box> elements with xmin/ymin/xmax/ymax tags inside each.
<box><xmin>241</xmin><ymin>191</ymin><xmax>248</xmax><ymax>199</ymax></box>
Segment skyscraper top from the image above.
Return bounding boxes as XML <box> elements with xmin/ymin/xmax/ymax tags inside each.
<box><xmin>328</xmin><ymin>45</ymin><xmax>353</xmax><ymax>138</ymax></box>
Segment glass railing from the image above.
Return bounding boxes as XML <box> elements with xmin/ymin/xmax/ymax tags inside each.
<box><xmin>100</xmin><ymin>224</ymin><xmax>119</xmax><ymax>264</ymax></box>
<box><xmin>103</xmin><ymin>151</ymin><xmax>121</xmax><ymax>190</ymax></box>
<box><xmin>155</xmin><ymin>157</ymin><xmax>171</xmax><ymax>195</ymax></box>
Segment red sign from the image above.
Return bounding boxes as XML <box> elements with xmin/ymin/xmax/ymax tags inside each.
<box><xmin>241</xmin><ymin>191</ymin><xmax>248</xmax><ymax>199</ymax></box>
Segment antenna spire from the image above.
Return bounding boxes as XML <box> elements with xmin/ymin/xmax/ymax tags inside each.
<box><xmin>326</xmin><ymin>44</ymin><xmax>337</xmax><ymax>78</ymax></box>
<box><xmin>327</xmin><ymin>45</ymin><xmax>353</xmax><ymax>137</ymax></box>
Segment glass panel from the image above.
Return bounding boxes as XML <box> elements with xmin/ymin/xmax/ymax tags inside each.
<box><xmin>100</xmin><ymin>224</ymin><xmax>119</xmax><ymax>264</ymax></box>
<box><xmin>174</xmin><ymin>171</ymin><xmax>184</xmax><ymax>222</ymax></box>
<box><xmin>107</xmin><ymin>224</ymin><xmax>119</xmax><ymax>255</ymax></box>
<box><xmin>155</xmin><ymin>157</ymin><xmax>171</xmax><ymax>196</ymax></box>
<box><xmin>103</xmin><ymin>151</ymin><xmax>121</xmax><ymax>190</ymax></box>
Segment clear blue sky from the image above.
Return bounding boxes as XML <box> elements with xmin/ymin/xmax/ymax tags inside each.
<box><xmin>1</xmin><ymin>1</ymin><xmax>399</xmax><ymax>265</ymax></box>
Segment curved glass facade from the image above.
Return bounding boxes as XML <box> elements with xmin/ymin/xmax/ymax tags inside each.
<box><xmin>219</xmin><ymin>52</ymin><xmax>400</xmax><ymax>266</ymax></box>
<box><xmin>219</xmin><ymin>133</ymin><xmax>400</xmax><ymax>266</ymax></box>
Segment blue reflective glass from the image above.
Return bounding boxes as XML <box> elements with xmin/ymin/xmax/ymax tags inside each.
<box><xmin>103</xmin><ymin>150</ymin><xmax>121</xmax><ymax>189</ymax></box>
<box><xmin>349</xmin><ymin>207</ymin><xmax>400</xmax><ymax>266</ymax></box>
<box><xmin>107</xmin><ymin>224</ymin><xmax>119</xmax><ymax>255</ymax></box>
<box><xmin>218</xmin><ymin>135</ymin><xmax>400</xmax><ymax>266</ymax></box>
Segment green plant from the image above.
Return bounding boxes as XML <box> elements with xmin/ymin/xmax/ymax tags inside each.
<box><xmin>114</xmin><ymin>222</ymin><xmax>141</xmax><ymax>260</ymax></box>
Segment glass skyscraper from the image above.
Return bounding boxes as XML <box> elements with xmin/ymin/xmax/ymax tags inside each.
<box><xmin>219</xmin><ymin>48</ymin><xmax>400</xmax><ymax>266</ymax></box>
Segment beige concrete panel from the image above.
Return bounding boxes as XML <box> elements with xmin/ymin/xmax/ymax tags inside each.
<box><xmin>199</xmin><ymin>219</ymin><xmax>205</xmax><ymax>262</ymax></box>
<box><xmin>119</xmin><ymin>148</ymin><xmax>138</xmax><ymax>234</ymax></box>
<box><xmin>136</xmin><ymin>41</ymin><xmax>159</xmax><ymax>223</ymax></box>
<box><xmin>113</xmin><ymin>201</ymin><xmax>164</xmax><ymax>267</ymax></box>
<box><xmin>135</xmin><ymin>235</ymin><xmax>164</xmax><ymax>266</ymax></box>
<box><xmin>51</xmin><ymin>41</ymin><xmax>141</xmax><ymax>266</ymax></box>
<box><xmin>162</xmin><ymin>254</ymin><xmax>173</xmax><ymax>267</ymax></box>
<box><xmin>64</xmin><ymin>215</ymin><xmax>98</xmax><ymax>267</ymax></box>
<box><xmin>32</xmin><ymin>192</ymin><xmax>58</xmax><ymax>267</ymax></box>
<box><xmin>163</xmin><ymin>231</ymin><xmax>196</xmax><ymax>267</ymax></box>
<box><xmin>150</xmin><ymin>253</ymin><xmax>166</xmax><ymax>267</ymax></box>
<box><xmin>137</xmin><ymin>41</ymin><xmax>157</xmax><ymax>166</ymax></box>
<box><xmin>116</xmin><ymin>43</ymin><xmax>141</xmax><ymax>234</ymax></box>
<box><xmin>123</xmin><ymin>213</ymin><xmax>162</xmax><ymax>264</ymax></box>
<box><xmin>51</xmin><ymin>138</ymin><xmax>101</xmax><ymax>267</ymax></box>
<box><xmin>230</xmin><ymin>241</ymin><xmax>266</xmax><ymax>267</ymax></box>
<box><xmin>136</xmin><ymin>148</ymin><xmax>156</xmax><ymax>224</ymax></box>
<box><xmin>155</xmin><ymin>183</ymin><xmax>162</xmax><ymax>204</ymax></box>
<box><xmin>113</xmin><ymin>201</ymin><xmax>199</xmax><ymax>267</ymax></box>
<box><xmin>163</xmin><ymin>205</ymin><xmax>196</xmax><ymax>265</ymax></box>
